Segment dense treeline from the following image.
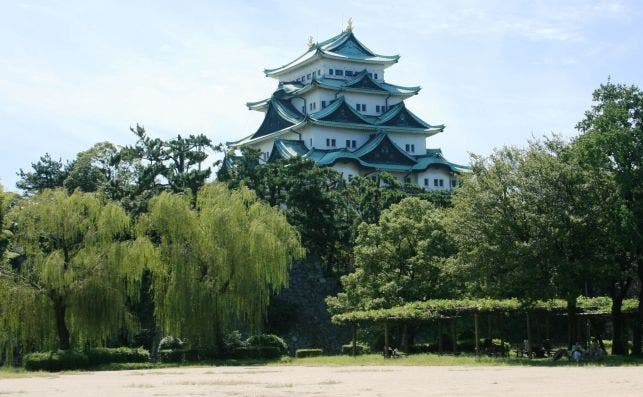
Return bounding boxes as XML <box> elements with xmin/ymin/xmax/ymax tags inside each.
<box><xmin>327</xmin><ymin>81</ymin><xmax>643</xmax><ymax>355</ymax></box>
<box><xmin>0</xmin><ymin>80</ymin><xmax>641</xmax><ymax>363</ymax></box>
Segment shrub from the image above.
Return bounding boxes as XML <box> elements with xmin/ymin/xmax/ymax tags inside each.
<box><xmin>246</xmin><ymin>334</ymin><xmax>288</xmax><ymax>354</ymax></box>
<box><xmin>230</xmin><ymin>346</ymin><xmax>260</xmax><ymax>360</ymax></box>
<box><xmin>341</xmin><ymin>343</ymin><xmax>370</xmax><ymax>355</ymax></box>
<box><xmin>409</xmin><ymin>343</ymin><xmax>436</xmax><ymax>354</ymax></box>
<box><xmin>23</xmin><ymin>350</ymin><xmax>90</xmax><ymax>371</ymax></box>
<box><xmin>86</xmin><ymin>347</ymin><xmax>149</xmax><ymax>365</ymax></box>
<box><xmin>158</xmin><ymin>349</ymin><xmax>214</xmax><ymax>363</ymax></box>
<box><xmin>159</xmin><ymin>336</ymin><xmax>185</xmax><ymax>350</ymax></box>
<box><xmin>258</xmin><ymin>346</ymin><xmax>282</xmax><ymax>359</ymax></box>
<box><xmin>295</xmin><ymin>349</ymin><xmax>322</xmax><ymax>358</ymax></box>
<box><xmin>221</xmin><ymin>330</ymin><xmax>246</xmax><ymax>356</ymax></box>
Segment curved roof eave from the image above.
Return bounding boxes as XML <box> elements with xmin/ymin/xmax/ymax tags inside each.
<box><xmin>234</xmin><ymin>120</ymin><xmax>309</xmax><ymax>147</ymax></box>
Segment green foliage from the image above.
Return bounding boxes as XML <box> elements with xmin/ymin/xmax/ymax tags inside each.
<box><xmin>295</xmin><ymin>348</ymin><xmax>323</xmax><ymax>358</ymax></box>
<box><xmin>139</xmin><ymin>183</ymin><xmax>304</xmax><ymax>349</ymax></box>
<box><xmin>331</xmin><ymin>297</ymin><xmax>638</xmax><ymax>324</ymax></box>
<box><xmin>23</xmin><ymin>350</ymin><xmax>89</xmax><ymax>371</ymax></box>
<box><xmin>327</xmin><ymin>197</ymin><xmax>456</xmax><ymax>317</ymax></box>
<box><xmin>341</xmin><ymin>342</ymin><xmax>370</xmax><ymax>355</ymax></box>
<box><xmin>16</xmin><ymin>154</ymin><xmax>68</xmax><ymax>195</ymax></box>
<box><xmin>159</xmin><ymin>336</ymin><xmax>185</xmax><ymax>350</ymax></box>
<box><xmin>246</xmin><ymin>334</ymin><xmax>288</xmax><ymax>354</ymax></box>
<box><xmin>85</xmin><ymin>347</ymin><xmax>149</xmax><ymax>365</ymax></box>
<box><xmin>1</xmin><ymin>189</ymin><xmax>153</xmax><ymax>350</ymax></box>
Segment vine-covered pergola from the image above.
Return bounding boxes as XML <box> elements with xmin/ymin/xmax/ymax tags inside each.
<box><xmin>332</xmin><ymin>297</ymin><xmax>639</xmax><ymax>357</ymax></box>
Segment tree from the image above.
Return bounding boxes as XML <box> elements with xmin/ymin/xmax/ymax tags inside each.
<box><xmin>118</xmin><ymin>125</ymin><xmax>217</xmax><ymax>211</ymax></box>
<box><xmin>327</xmin><ymin>197</ymin><xmax>456</xmax><ymax>350</ymax></box>
<box><xmin>448</xmin><ymin>139</ymin><xmax>612</xmax><ymax>348</ymax></box>
<box><xmin>573</xmin><ymin>81</ymin><xmax>643</xmax><ymax>354</ymax></box>
<box><xmin>0</xmin><ymin>189</ymin><xmax>152</xmax><ymax>350</ymax></box>
<box><xmin>16</xmin><ymin>154</ymin><xmax>68</xmax><ymax>195</ymax></box>
<box><xmin>138</xmin><ymin>183</ymin><xmax>304</xmax><ymax>349</ymax></box>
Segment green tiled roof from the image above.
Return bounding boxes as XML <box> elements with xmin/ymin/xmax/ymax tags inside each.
<box><xmin>308</xmin><ymin>96</ymin><xmax>444</xmax><ymax>133</ymax></box>
<box><xmin>250</xmin><ymin>99</ymin><xmax>304</xmax><ymax>139</ymax></box>
<box><xmin>265</xmin><ymin>134</ymin><xmax>468</xmax><ymax>173</ymax></box>
<box><xmin>264</xmin><ymin>31</ymin><xmax>399</xmax><ymax>77</ymax></box>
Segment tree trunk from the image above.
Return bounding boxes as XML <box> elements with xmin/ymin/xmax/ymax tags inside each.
<box><xmin>612</xmin><ymin>294</ymin><xmax>626</xmax><ymax>355</ymax></box>
<box><xmin>634</xmin><ymin>260</ymin><xmax>643</xmax><ymax>356</ymax></box>
<box><xmin>566</xmin><ymin>297</ymin><xmax>577</xmax><ymax>349</ymax></box>
<box><xmin>401</xmin><ymin>323</ymin><xmax>409</xmax><ymax>353</ymax></box>
<box><xmin>53</xmin><ymin>297</ymin><xmax>71</xmax><ymax>350</ymax></box>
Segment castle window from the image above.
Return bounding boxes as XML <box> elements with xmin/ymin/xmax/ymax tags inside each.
<box><xmin>346</xmin><ymin>139</ymin><xmax>351</xmax><ymax>148</ymax></box>
<box><xmin>439</xmin><ymin>179</ymin><xmax>444</xmax><ymax>187</ymax></box>
<box><xmin>376</xmin><ymin>105</ymin><xmax>380</xmax><ymax>113</ymax></box>
<box><xmin>301</xmin><ymin>106</ymin><xmax>305</xmax><ymax>113</ymax></box>
<box><xmin>312</xmin><ymin>71</ymin><xmax>316</xmax><ymax>77</ymax></box>
<box><xmin>329</xmin><ymin>69</ymin><xmax>334</xmax><ymax>75</ymax></box>
<box><xmin>374</xmin><ymin>73</ymin><xmax>378</xmax><ymax>79</ymax></box>
<box><xmin>326</xmin><ymin>138</ymin><xmax>336</xmax><ymax>147</ymax></box>
<box><xmin>318</xmin><ymin>69</ymin><xmax>321</xmax><ymax>75</ymax></box>
<box><xmin>424</xmin><ymin>178</ymin><xmax>429</xmax><ymax>186</ymax></box>
<box><xmin>433</xmin><ymin>179</ymin><xmax>439</xmax><ymax>187</ymax></box>
<box><xmin>356</xmin><ymin>104</ymin><xmax>361</xmax><ymax>111</ymax></box>
<box><xmin>335</xmin><ymin>69</ymin><xmax>343</xmax><ymax>76</ymax></box>
<box><xmin>410</xmin><ymin>144</ymin><xmax>415</xmax><ymax>153</ymax></box>
<box><xmin>331</xmin><ymin>138</ymin><xmax>336</xmax><ymax>147</ymax></box>
<box><xmin>352</xmin><ymin>140</ymin><xmax>356</xmax><ymax>148</ymax></box>
<box><xmin>405</xmin><ymin>177</ymin><xmax>411</xmax><ymax>183</ymax></box>
<box><xmin>307</xmin><ymin>73</ymin><xmax>311</xmax><ymax>80</ymax></box>
<box><xmin>345</xmin><ymin>70</ymin><xmax>353</xmax><ymax>76</ymax></box>
<box><xmin>405</xmin><ymin>144</ymin><xmax>410</xmax><ymax>151</ymax></box>
<box><xmin>451</xmin><ymin>179</ymin><xmax>457</xmax><ymax>188</ymax></box>
<box><xmin>362</xmin><ymin>104</ymin><xmax>366</xmax><ymax>111</ymax></box>
<box><xmin>321</xmin><ymin>100</ymin><xmax>327</xmax><ymax>108</ymax></box>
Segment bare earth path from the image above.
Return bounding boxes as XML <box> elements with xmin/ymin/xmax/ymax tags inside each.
<box><xmin>2</xmin><ymin>365</ymin><xmax>643</xmax><ymax>396</ymax></box>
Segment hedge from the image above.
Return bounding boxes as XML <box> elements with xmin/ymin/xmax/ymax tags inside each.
<box><xmin>86</xmin><ymin>347</ymin><xmax>149</xmax><ymax>365</ymax></box>
<box><xmin>246</xmin><ymin>334</ymin><xmax>288</xmax><ymax>354</ymax></box>
<box><xmin>23</xmin><ymin>348</ymin><xmax>151</xmax><ymax>371</ymax></box>
<box><xmin>159</xmin><ymin>349</ymin><xmax>215</xmax><ymax>363</ymax></box>
<box><xmin>295</xmin><ymin>349</ymin><xmax>322</xmax><ymax>358</ymax></box>
<box><xmin>341</xmin><ymin>343</ymin><xmax>369</xmax><ymax>355</ymax></box>
<box><xmin>229</xmin><ymin>346</ymin><xmax>282</xmax><ymax>359</ymax></box>
<box><xmin>23</xmin><ymin>350</ymin><xmax>90</xmax><ymax>371</ymax></box>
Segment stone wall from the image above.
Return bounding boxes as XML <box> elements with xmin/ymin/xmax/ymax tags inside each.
<box><xmin>266</xmin><ymin>255</ymin><xmax>350</xmax><ymax>354</ymax></box>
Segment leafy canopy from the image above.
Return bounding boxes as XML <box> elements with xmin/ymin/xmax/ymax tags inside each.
<box><xmin>138</xmin><ymin>183</ymin><xmax>304</xmax><ymax>349</ymax></box>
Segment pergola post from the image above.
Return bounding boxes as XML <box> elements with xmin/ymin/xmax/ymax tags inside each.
<box><xmin>452</xmin><ymin>318</ymin><xmax>457</xmax><ymax>355</ymax></box>
<box><xmin>526</xmin><ymin>312</ymin><xmax>533</xmax><ymax>357</ymax></box>
<box><xmin>438</xmin><ymin>319</ymin><xmax>444</xmax><ymax>354</ymax></box>
<box><xmin>474</xmin><ymin>313</ymin><xmax>480</xmax><ymax>356</ymax></box>
<box><xmin>383</xmin><ymin>322</ymin><xmax>390</xmax><ymax>358</ymax></box>
<box><xmin>352</xmin><ymin>323</ymin><xmax>358</xmax><ymax>356</ymax></box>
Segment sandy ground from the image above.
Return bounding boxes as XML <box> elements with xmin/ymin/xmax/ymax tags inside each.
<box><xmin>1</xmin><ymin>365</ymin><xmax>643</xmax><ymax>396</ymax></box>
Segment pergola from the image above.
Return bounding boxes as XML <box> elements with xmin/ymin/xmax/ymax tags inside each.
<box><xmin>331</xmin><ymin>297</ymin><xmax>638</xmax><ymax>357</ymax></box>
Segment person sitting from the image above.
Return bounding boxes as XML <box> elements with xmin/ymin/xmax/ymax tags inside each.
<box><xmin>571</xmin><ymin>343</ymin><xmax>583</xmax><ymax>362</ymax></box>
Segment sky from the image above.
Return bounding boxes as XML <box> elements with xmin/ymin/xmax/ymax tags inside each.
<box><xmin>1</xmin><ymin>0</ymin><xmax>642</xmax><ymax>191</ymax></box>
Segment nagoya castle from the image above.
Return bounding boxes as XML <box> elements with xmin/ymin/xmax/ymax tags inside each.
<box><xmin>230</xmin><ymin>20</ymin><xmax>466</xmax><ymax>190</ymax></box>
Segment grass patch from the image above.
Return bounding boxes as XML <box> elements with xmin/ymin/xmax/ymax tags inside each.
<box><xmin>275</xmin><ymin>353</ymin><xmax>643</xmax><ymax>367</ymax></box>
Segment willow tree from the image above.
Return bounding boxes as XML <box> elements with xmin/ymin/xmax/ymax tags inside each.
<box><xmin>138</xmin><ymin>183</ymin><xmax>304</xmax><ymax>349</ymax></box>
<box><xmin>0</xmin><ymin>189</ymin><xmax>153</xmax><ymax>351</ymax></box>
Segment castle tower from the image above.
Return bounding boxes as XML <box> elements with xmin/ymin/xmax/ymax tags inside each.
<box><xmin>229</xmin><ymin>26</ymin><xmax>466</xmax><ymax>189</ymax></box>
